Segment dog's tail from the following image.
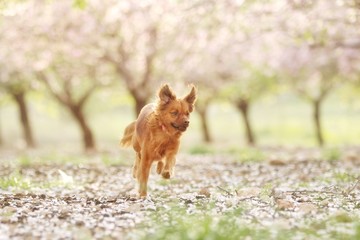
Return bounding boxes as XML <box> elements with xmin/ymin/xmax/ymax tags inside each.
<box><xmin>120</xmin><ymin>121</ymin><xmax>136</xmax><ymax>147</ymax></box>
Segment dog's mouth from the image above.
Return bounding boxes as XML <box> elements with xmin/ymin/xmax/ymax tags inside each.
<box><xmin>171</xmin><ymin>123</ymin><xmax>188</xmax><ymax>132</ymax></box>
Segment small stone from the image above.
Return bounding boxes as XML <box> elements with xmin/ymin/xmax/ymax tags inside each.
<box><xmin>276</xmin><ymin>199</ymin><xmax>294</xmax><ymax>210</ymax></box>
<box><xmin>268</xmin><ymin>158</ymin><xmax>287</xmax><ymax>166</ymax></box>
<box><xmin>75</xmin><ymin>220</ymin><xmax>84</xmax><ymax>226</ymax></box>
<box><xmin>198</xmin><ymin>188</ymin><xmax>211</xmax><ymax>198</ymax></box>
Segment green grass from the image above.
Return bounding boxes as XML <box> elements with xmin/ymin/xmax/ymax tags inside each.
<box><xmin>5</xmin><ymin>151</ymin><xmax>130</xmax><ymax>167</ymax></box>
<box><xmin>132</xmin><ymin>205</ymin><xmax>360</xmax><ymax>240</ymax></box>
<box><xmin>322</xmin><ymin>147</ymin><xmax>342</xmax><ymax>162</ymax></box>
<box><xmin>18</xmin><ymin>153</ymin><xmax>87</xmax><ymax>166</ymax></box>
<box><xmin>301</xmin><ymin>213</ymin><xmax>360</xmax><ymax>240</ymax></box>
<box><xmin>0</xmin><ymin>173</ymin><xmax>31</xmax><ymax>190</ymax></box>
<box><xmin>0</xmin><ymin>175</ymin><xmax>75</xmax><ymax>190</ymax></box>
<box><xmin>187</xmin><ymin>144</ymin><xmax>266</xmax><ymax>163</ymax></box>
<box><xmin>188</xmin><ymin>144</ymin><xmax>215</xmax><ymax>155</ymax></box>
<box><xmin>0</xmin><ymin>169</ymin><xmax>76</xmax><ymax>190</ymax></box>
<box><xmin>233</xmin><ymin>147</ymin><xmax>266</xmax><ymax>163</ymax></box>
<box><xmin>316</xmin><ymin>170</ymin><xmax>358</xmax><ymax>185</ymax></box>
<box><xmin>136</xmin><ymin>207</ymin><xmax>274</xmax><ymax>240</ymax></box>
<box><xmin>333</xmin><ymin>172</ymin><xmax>357</xmax><ymax>183</ymax></box>
<box><xmin>17</xmin><ymin>155</ymin><xmax>33</xmax><ymax>167</ymax></box>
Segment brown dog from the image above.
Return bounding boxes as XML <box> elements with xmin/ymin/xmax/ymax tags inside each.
<box><xmin>120</xmin><ymin>84</ymin><xmax>197</xmax><ymax>197</ymax></box>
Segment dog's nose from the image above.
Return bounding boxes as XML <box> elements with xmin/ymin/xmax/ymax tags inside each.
<box><xmin>184</xmin><ymin>120</ymin><xmax>189</xmax><ymax>125</ymax></box>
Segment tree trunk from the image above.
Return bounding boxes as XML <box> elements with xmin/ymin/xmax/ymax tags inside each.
<box><xmin>69</xmin><ymin>104</ymin><xmax>96</xmax><ymax>152</ymax></box>
<box><xmin>134</xmin><ymin>97</ymin><xmax>148</xmax><ymax>117</ymax></box>
<box><xmin>12</xmin><ymin>92</ymin><xmax>36</xmax><ymax>148</ymax></box>
<box><xmin>313</xmin><ymin>99</ymin><xmax>324</xmax><ymax>147</ymax></box>
<box><xmin>197</xmin><ymin>104</ymin><xmax>212</xmax><ymax>143</ymax></box>
<box><xmin>236</xmin><ymin>99</ymin><xmax>255</xmax><ymax>146</ymax></box>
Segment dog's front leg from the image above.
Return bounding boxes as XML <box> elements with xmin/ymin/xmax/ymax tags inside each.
<box><xmin>162</xmin><ymin>156</ymin><xmax>176</xmax><ymax>179</ymax></box>
<box><xmin>156</xmin><ymin>160</ymin><xmax>164</xmax><ymax>175</ymax></box>
<box><xmin>137</xmin><ymin>151</ymin><xmax>152</xmax><ymax>197</ymax></box>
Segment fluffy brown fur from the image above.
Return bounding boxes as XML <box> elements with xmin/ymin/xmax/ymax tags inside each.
<box><xmin>120</xmin><ymin>84</ymin><xmax>197</xmax><ymax>197</ymax></box>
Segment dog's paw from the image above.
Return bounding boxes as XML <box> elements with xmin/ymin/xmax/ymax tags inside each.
<box><xmin>161</xmin><ymin>171</ymin><xmax>171</xmax><ymax>179</ymax></box>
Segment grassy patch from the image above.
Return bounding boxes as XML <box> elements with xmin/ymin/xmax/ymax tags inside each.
<box><xmin>0</xmin><ymin>173</ymin><xmax>31</xmax><ymax>190</ymax></box>
<box><xmin>0</xmin><ymin>170</ymin><xmax>75</xmax><ymax>190</ymax></box>
<box><xmin>9</xmin><ymin>151</ymin><xmax>130</xmax><ymax>167</ymax></box>
<box><xmin>135</xmin><ymin>207</ymin><xmax>273</xmax><ymax>240</ymax></box>
<box><xmin>188</xmin><ymin>144</ymin><xmax>214</xmax><ymax>155</ymax></box>
<box><xmin>233</xmin><ymin>147</ymin><xmax>266</xmax><ymax>163</ymax></box>
<box><xmin>18</xmin><ymin>155</ymin><xmax>33</xmax><ymax>167</ymax></box>
<box><xmin>260</xmin><ymin>182</ymin><xmax>273</xmax><ymax>200</ymax></box>
<box><xmin>301</xmin><ymin>213</ymin><xmax>360</xmax><ymax>240</ymax></box>
<box><xmin>186</xmin><ymin>145</ymin><xmax>267</xmax><ymax>162</ymax></box>
<box><xmin>322</xmin><ymin>147</ymin><xmax>342</xmax><ymax>162</ymax></box>
<box><xmin>99</xmin><ymin>152</ymin><xmax>130</xmax><ymax>166</ymax></box>
<box><xmin>317</xmin><ymin>171</ymin><xmax>358</xmax><ymax>185</ymax></box>
<box><xmin>131</xmin><ymin>206</ymin><xmax>360</xmax><ymax>240</ymax></box>
<box><xmin>14</xmin><ymin>153</ymin><xmax>87</xmax><ymax>166</ymax></box>
<box><xmin>333</xmin><ymin>172</ymin><xmax>357</xmax><ymax>183</ymax></box>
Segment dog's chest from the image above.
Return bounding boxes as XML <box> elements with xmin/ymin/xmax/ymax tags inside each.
<box><xmin>152</xmin><ymin>138</ymin><xmax>176</xmax><ymax>159</ymax></box>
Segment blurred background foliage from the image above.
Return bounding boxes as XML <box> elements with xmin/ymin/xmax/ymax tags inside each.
<box><xmin>0</xmin><ymin>0</ymin><xmax>360</xmax><ymax>153</ymax></box>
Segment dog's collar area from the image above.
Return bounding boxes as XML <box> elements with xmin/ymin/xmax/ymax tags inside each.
<box><xmin>159</xmin><ymin>123</ymin><xmax>171</xmax><ymax>135</ymax></box>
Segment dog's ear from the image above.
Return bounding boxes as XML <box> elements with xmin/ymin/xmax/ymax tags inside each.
<box><xmin>158</xmin><ymin>84</ymin><xmax>176</xmax><ymax>105</ymax></box>
<box><xmin>183</xmin><ymin>85</ymin><xmax>197</xmax><ymax>112</ymax></box>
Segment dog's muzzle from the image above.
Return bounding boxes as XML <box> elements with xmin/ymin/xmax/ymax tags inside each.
<box><xmin>171</xmin><ymin>122</ymin><xmax>189</xmax><ymax>132</ymax></box>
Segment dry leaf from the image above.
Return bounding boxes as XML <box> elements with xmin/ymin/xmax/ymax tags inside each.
<box><xmin>276</xmin><ymin>199</ymin><xmax>294</xmax><ymax>210</ymax></box>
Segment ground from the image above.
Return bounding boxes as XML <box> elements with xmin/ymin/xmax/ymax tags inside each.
<box><xmin>0</xmin><ymin>148</ymin><xmax>360</xmax><ymax>239</ymax></box>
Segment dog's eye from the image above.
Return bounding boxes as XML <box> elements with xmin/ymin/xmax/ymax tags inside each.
<box><xmin>171</xmin><ymin>111</ymin><xmax>178</xmax><ymax>116</ymax></box>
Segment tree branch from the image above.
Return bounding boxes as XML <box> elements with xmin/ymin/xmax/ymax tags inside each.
<box><xmin>79</xmin><ymin>84</ymin><xmax>98</xmax><ymax>108</ymax></box>
<box><xmin>37</xmin><ymin>71</ymin><xmax>69</xmax><ymax>106</ymax></box>
<box><xmin>102</xmin><ymin>45</ymin><xmax>137</xmax><ymax>94</ymax></box>
<box><xmin>141</xmin><ymin>26</ymin><xmax>158</xmax><ymax>89</ymax></box>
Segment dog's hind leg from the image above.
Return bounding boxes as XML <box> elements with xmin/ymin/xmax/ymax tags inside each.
<box><xmin>132</xmin><ymin>152</ymin><xmax>141</xmax><ymax>179</ymax></box>
<box><xmin>137</xmin><ymin>151</ymin><xmax>152</xmax><ymax>197</ymax></box>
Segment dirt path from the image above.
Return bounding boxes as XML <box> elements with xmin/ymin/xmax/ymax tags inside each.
<box><xmin>0</xmin><ymin>154</ymin><xmax>359</xmax><ymax>239</ymax></box>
